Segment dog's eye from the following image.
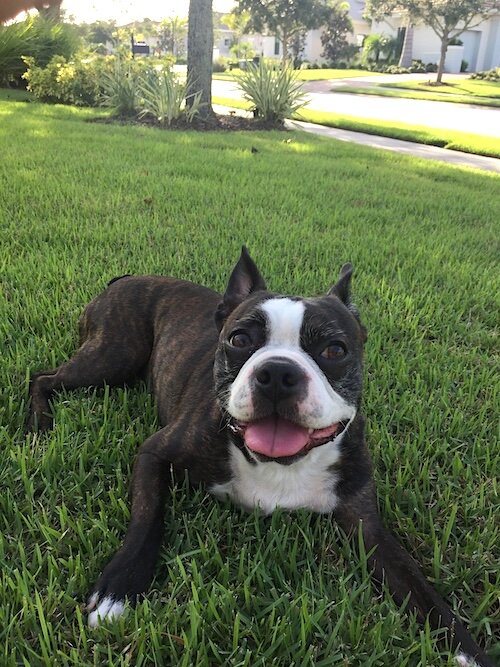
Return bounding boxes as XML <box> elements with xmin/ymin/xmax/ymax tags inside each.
<box><xmin>320</xmin><ymin>342</ymin><xmax>347</xmax><ymax>360</ymax></box>
<box><xmin>229</xmin><ymin>332</ymin><xmax>252</xmax><ymax>349</ymax></box>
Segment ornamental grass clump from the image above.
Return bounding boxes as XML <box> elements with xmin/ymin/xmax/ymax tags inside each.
<box><xmin>0</xmin><ymin>16</ymin><xmax>78</xmax><ymax>86</ymax></box>
<box><xmin>139</xmin><ymin>70</ymin><xmax>203</xmax><ymax>126</ymax></box>
<box><xmin>237</xmin><ymin>62</ymin><xmax>307</xmax><ymax>123</ymax></box>
<box><xmin>99</xmin><ymin>58</ymin><xmax>141</xmax><ymax>117</ymax></box>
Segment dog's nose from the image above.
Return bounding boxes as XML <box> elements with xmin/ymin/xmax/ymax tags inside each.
<box><xmin>254</xmin><ymin>359</ymin><xmax>305</xmax><ymax>402</ymax></box>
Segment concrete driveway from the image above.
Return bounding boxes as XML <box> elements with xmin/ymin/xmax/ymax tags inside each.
<box><xmin>212</xmin><ymin>75</ymin><xmax>500</xmax><ymax>138</ymax></box>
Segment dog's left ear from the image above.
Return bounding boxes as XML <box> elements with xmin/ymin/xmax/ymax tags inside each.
<box><xmin>215</xmin><ymin>246</ymin><xmax>267</xmax><ymax>330</ymax></box>
<box><xmin>328</xmin><ymin>263</ymin><xmax>353</xmax><ymax>305</ymax></box>
<box><xmin>328</xmin><ymin>263</ymin><xmax>367</xmax><ymax>342</ymax></box>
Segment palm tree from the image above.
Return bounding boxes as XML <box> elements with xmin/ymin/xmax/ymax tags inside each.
<box><xmin>398</xmin><ymin>18</ymin><xmax>414</xmax><ymax>67</ymax></box>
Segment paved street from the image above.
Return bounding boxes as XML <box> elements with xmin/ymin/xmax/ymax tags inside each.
<box><xmin>212</xmin><ymin>76</ymin><xmax>500</xmax><ymax>138</ymax></box>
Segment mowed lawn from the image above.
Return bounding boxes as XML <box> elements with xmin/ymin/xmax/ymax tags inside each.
<box><xmin>1</xmin><ymin>93</ymin><xmax>499</xmax><ymax>667</ymax></box>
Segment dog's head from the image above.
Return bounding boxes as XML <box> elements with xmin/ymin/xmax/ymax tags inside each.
<box><xmin>214</xmin><ymin>248</ymin><xmax>366</xmax><ymax>465</ymax></box>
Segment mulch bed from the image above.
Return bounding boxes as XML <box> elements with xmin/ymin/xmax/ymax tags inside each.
<box><xmin>87</xmin><ymin>113</ymin><xmax>287</xmax><ymax>132</ymax></box>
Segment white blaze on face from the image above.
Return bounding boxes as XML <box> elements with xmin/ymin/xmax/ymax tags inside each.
<box><xmin>227</xmin><ymin>297</ymin><xmax>355</xmax><ymax>429</ymax></box>
<box><xmin>262</xmin><ymin>297</ymin><xmax>305</xmax><ymax>347</ymax></box>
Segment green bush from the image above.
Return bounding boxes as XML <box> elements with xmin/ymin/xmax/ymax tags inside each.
<box><xmin>384</xmin><ymin>65</ymin><xmax>411</xmax><ymax>74</ymax></box>
<box><xmin>139</xmin><ymin>70</ymin><xmax>203</xmax><ymax>126</ymax></box>
<box><xmin>0</xmin><ymin>16</ymin><xmax>79</xmax><ymax>86</ymax></box>
<box><xmin>237</xmin><ymin>62</ymin><xmax>307</xmax><ymax>123</ymax></box>
<box><xmin>410</xmin><ymin>59</ymin><xmax>426</xmax><ymax>73</ymax></box>
<box><xmin>99</xmin><ymin>58</ymin><xmax>141</xmax><ymax>116</ymax></box>
<box><xmin>23</xmin><ymin>54</ymin><xmax>175</xmax><ymax>109</ymax></box>
<box><xmin>23</xmin><ymin>55</ymin><xmax>107</xmax><ymax>105</ymax></box>
<box><xmin>212</xmin><ymin>57</ymin><xmax>229</xmax><ymax>73</ymax></box>
<box><xmin>470</xmin><ymin>67</ymin><xmax>500</xmax><ymax>81</ymax></box>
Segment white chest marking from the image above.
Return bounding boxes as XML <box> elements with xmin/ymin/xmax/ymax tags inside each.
<box><xmin>210</xmin><ymin>437</ymin><xmax>342</xmax><ymax>515</ymax></box>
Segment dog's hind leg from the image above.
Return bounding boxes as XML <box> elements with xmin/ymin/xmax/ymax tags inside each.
<box><xmin>27</xmin><ymin>300</ymin><xmax>152</xmax><ymax>432</ymax></box>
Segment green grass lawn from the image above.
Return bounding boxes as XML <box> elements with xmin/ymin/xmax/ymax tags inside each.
<box><xmin>384</xmin><ymin>78</ymin><xmax>500</xmax><ymax>99</ymax></box>
<box><xmin>332</xmin><ymin>84</ymin><xmax>500</xmax><ymax>108</ymax></box>
<box><xmin>1</xmin><ymin>91</ymin><xmax>499</xmax><ymax>667</ymax></box>
<box><xmin>212</xmin><ymin>95</ymin><xmax>500</xmax><ymax>159</ymax></box>
<box><xmin>213</xmin><ymin>68</ymin><xmax>381</xmax><ymax>81</ymax></box>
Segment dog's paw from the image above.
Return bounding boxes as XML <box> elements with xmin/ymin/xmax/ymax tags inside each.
<box><xmin>87</xmin><ymin>551</ymin><xmax>154</xmax><ymax>627</ymax></box>
<box><xmin>25</xmin><ymin>409</ymin><xmax>53</xmax><ymax>433</ymax></box>
<box><xmin>87</xmin><ymin>593</ymin><xmax>125</xmax><ymax>627</ymax></box>
<box><xmin>454</xmin><ymin>654</ymin><xmax>480</xmax><ymax>667</ymax></box>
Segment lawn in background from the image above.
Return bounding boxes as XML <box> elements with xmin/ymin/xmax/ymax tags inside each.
<box><xmin>213</xmin><ymin>68</ymin><xmax>382</xmax><ymax>81</ymax></box>
<box><xmin>384</xmin><ymin>78</ymin><xmax>500</xmax><ymax>98</ymax></box>
<box><xmin>211</xmin><ymin>94</ymin><xmax>500</xmax><ymax>159</ymax></box>
<box><xmin>332</xmin><ymin>84</ymin><xmax>500</xmax><ymax>108</ymax></box>
<box><xmin>1</xmin><ymin>93</ymin><xmax>499</xmax><ymax>667</ymax></box>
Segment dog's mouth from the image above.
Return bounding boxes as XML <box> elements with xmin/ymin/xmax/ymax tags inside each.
<box><xmin>230</xmin><ymin>415</ymin><xmax>347</xmax><ymax>459</ymax></box>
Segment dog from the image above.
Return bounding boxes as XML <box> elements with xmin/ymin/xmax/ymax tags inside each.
<box><xmin>27</xmin><ymin>248</ymin><xmax>493</xmax><ymax>666</ymax></box>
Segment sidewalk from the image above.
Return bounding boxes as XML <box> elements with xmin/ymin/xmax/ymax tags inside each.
<box><xmin>285</xmin><ymin>119</ymin><xmax>500</xmax><ymax>174</ymax></box>
<box><xmin>212</xmin><ymin>105</ymin><xmax>500</xmax><ymax>174</ymax></box>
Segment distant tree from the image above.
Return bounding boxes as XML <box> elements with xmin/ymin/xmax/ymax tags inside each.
<box><xmin>361</xmin><ymin>32</ymin><xmax>388</xmax><ymax>62</ymax></box>
<box><xmin>365</xmin><ymin>0</ymin><xmax>500</xmax><ymax>83</ymax></box>
<box><xmin>320</xmin><ymin>2</ymin><xmax>354</xmax><ymax>64</ymax></box>
<box><xmin>229</xmin><ymin>40</ymin><xmax>255</xmax><ymax>59</ymax></box>
<box><xmin>224</xmin><ymin>10</ymin><xmax>252</xmax><ymax>59</ymax></box>
<box><xmin>187</xmin><ymin>0</ymin><xmax>214</xmax><ymax>118</ymax></box>
<box><xmin>236</xmin><ymin>0</ymin><xmax>329</xmax><ymax>63</ymax></box>
<box><xmin>290</xmin><ymin>30</ymin><xmax>307</xmax><ymax>66</ymax></box>
<box><xmin>86</xmin><ymin>20</ymin><xmax>116</xmax><ymax>47</ymax></box>
<box><xmin>156</xmin><ymin>16</ymin><xmax>188</xmax><ymax>57</ymax></box>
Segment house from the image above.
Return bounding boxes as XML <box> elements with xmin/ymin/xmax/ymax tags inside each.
<box><xmin>213</xmin><ymin>3</ymin><xmax>370</xmax><ymax>64</ymax></box>
<box><xmin>217</xmin><ymin>1</ymin><xmax>499</xmax><ymax>72</ymax></box>
<box><xmin>372</xmin><ymin>11</ymin><xmax>500</xmax><ymax>72</ymax></box>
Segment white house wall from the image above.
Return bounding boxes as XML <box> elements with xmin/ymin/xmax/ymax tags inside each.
<box><xmin>373</xmin><ymin>13</ymin><xmax>499</xmax><ymax>72</ymax></box>
<box><xmin>475</xmin><ymin>17</ymin><xmax>500</xmax><ymax>70</ymax></box>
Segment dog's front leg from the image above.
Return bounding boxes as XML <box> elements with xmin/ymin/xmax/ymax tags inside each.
<box><xmin>87</xmin><ymin>427</ymin><xmax>185</xmax><ymax>627</ymax></box>
<box><xmin>334</xmin><ymin>487</ymin><xmax>494</xmax><ymax>667</ymax></box>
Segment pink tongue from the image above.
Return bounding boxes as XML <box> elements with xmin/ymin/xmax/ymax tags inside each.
<box><xmin>244</xmin><ymin>416</ymin><xmax>310</xmax><ymax>458</ymax></box>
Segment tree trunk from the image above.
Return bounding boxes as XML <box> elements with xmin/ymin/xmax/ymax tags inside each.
<box><xmin>187</xmin><ymin>0</ymin><xmax>214</xmax><ymax>118</ymax></box>
<box><xmin>398</xmin><ymin>20</ymin><xmax>414</xmax><ymax>68</ymax></box>
<box><xmin>436</xmin><ymin>33</ymin><xmax>448</xmax><ymax>84</ymax></box>
<box><xmin>281</xmin><ymin>30</ymin><xmax>289</xmax><ymax>65</ymax></box>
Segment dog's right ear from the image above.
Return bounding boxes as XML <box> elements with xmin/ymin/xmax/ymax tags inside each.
<box><xmin>215</xmin><ymin>246</ymin><xmax>267</xmax><ymax>331</ymax></box>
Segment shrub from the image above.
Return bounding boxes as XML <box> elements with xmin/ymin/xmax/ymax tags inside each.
<box><xmin>425</xmin><ymin>62</ymin><xmax>438</xmax><ymax>73</ymax></box>
<box><xmin>0</xmin><ymin>16</ymin><xmax>79</xmax><ymax>86</ymax></box>
<box><xmin>409</xmin><ymin>59</ymin><xmax>426</xmax><ymax>73</ymax></box>
<box><xmin>212</xmin><ymin>57</ymin><xmax>228</xmax><ymax>73</ymax></box>
<box><xmin>23</xmin><ymin>54</ymin><xmax>108</xmax><ymax>105</ymax></box>
<box><xmin>99</xmin><ymin>58</ymin><xmax>141</xmax><ymax>116</ymax></box>
<box><xmin>385</xmin><ymin>65</ymin><xmax>411</xmax><ymax>74</ymax></box>
<box><xmin>23</xmin><ymin>54</ymin><xmax>175</xmax><ymax>109</ymax></box>
<box><xmin>237</xmin><ymin>62</ymin><xmax>307</xmax><ymax>123</ymax></box>
<box><xmin>139</xmin><ymin>70</ymin><xmax>203</xmax><ymax>126</ymax></box>
<box><xmin>461</xmin><ymin>60</ymin><xmax>469</xmax><ymax>73</ymax></box>
<box><xmin>470</xmin><ymin>67</ymin><xmax>500</xmax><ymax>81</ymax></box>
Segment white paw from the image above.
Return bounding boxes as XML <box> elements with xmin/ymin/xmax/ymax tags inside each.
<box><xmin>454</xmin><ymin>654</ymin><xmax>479</xmax><ymax>667</ymax></box>
<box><xmin>87</xmin><ymin>594</ymin><xmax>125</xmax><ymax>628</ymax></box>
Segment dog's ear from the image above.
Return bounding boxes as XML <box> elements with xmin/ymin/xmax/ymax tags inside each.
<box><xmin>328</xmin><ymin>263</ymin><xmax>353</xmax><ymax>305</ymax></box>
<box><xmin>328</xmin><ymin>263</ymin><xmax>367</xmax><ymax>342</ymax></box>
<box><xmin>215</xmin><ymin>246</ymin><xmax>267</xmax><ymax>331</ymax></box>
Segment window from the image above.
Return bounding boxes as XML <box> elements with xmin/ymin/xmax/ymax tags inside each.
<box><xmin>274</xmin><ymin>38</ymin><xmax>280</xmax><ymax>55</ymax></box>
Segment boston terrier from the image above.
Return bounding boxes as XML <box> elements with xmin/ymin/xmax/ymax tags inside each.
<box><xmin>27</xmin><ymin>248</ymin><xmax>493</xmax><ymax>667</ymax></box>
